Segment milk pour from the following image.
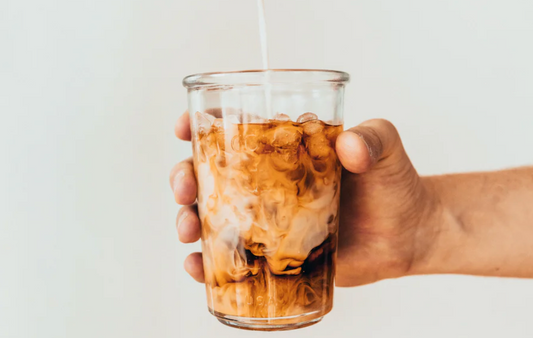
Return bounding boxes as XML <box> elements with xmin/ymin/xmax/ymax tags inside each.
<box><xmin>256</xmin><ymin>0</ymin><xmax>273</xmax><ymax>119</ymax></box>
<box><xmin>256</xmin><ymin>0</ymin><xmax>269</xmax><ymax>69</ymax></box>
<box><xmin>256</xmin><ymin>0</ymin><xmax>274</xmax><ymax>317</ymax></box>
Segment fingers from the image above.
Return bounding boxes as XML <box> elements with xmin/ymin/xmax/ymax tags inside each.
<box><xmin>172</xmin><ymin>112</ymin><xmax>195</xmax><ymax>204</ymax></box>
<box><xmin>174</xmin><ymin>111</ymin><xmax>203</xmax><ymax>283</ymax></box>
<box><xmin>184</xmin><ymin>252</ymin><xmax>205</xmax><ymax>283</ymax></box>
<box><xmin>169</xmin><ymin>158</ymin><xmax>197</xmax><ymax>205</ymax></box>
<box><xmin>176</xmin><ymin>204</ymin><xmax>201</xmax><ymax>243</ymax></box>
<box><xmin>336</xmin><ymin>119</ymin><xmax>405</xmax><ymax>174</ymax></box>
<box><xmin>175</xmin><ymin>111</ymin><xmax>192</xmax><ymax>141</ymax></box>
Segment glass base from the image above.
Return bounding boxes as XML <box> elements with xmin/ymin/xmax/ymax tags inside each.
<box><xmin>212</xmin><ymin>310</ymin><xmax>325</xmax><ymax>331</ymax></box>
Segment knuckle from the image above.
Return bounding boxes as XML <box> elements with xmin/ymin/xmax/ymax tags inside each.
<box><xmin>375</xmin><ymin>119</ymin><xmax>399</xmax><ymax>138</ymax></box>
<box><xmin>366</xmin><ymin>119</ymin><xmax>402</xmax><ymax>158</ymax></box>
<box><xmin>374</xmin><ymin>118</ymin><xmax>394</xmax><ymax>128</ymax></box>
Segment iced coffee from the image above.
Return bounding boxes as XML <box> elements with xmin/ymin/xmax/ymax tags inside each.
<box><xmin>192</xmin><ymin>110</ymin><xmax>342</xmax><ymax>330</ymax></box>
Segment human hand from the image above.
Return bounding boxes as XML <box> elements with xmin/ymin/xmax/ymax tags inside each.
<box><xmin>170</xmin><ymin>112</ymin><xmax>442</xmax><ymax>286</ymax></box>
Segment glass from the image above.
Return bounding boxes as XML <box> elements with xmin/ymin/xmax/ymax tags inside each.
<box><xmin>183</xmin><ymin>69</ymin><xmax>349</xmax><ymax>331</ymax></box>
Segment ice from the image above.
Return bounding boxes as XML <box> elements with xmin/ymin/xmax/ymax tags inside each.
<box><xmin>270</xmin><ymin>148</ymin><xmax>299</xmax><ymax>171</ymax></box>
<box><xmin>286</xmin><ymin>163</ymin><xmax>306</xmax><ymax>182</ymax></box>
<box><xmin>242</xmin><ymin>113</ymin><xmax>267</xmax><ymax>124</ymax></box>
<box><xmin>203</xmin><ymin>108</ymin><xmax>223</xmax><ymax>119</ymax></box>
<box><xmin>236</xmin><ymin>124</ymin><xmax>269</xmax><ymax>154</ymax></box>
<box><xmin>221</xmin><ymin>107</ymin><xmax>244</xmax><ymax>121</ymax></box>
<box><xmin>250</xmin><ymin>117</ymin><xmax>268</xmax><ymax>124</ymax></box>
<box><xmin>239</xmin><ymin>124</ymin><xmax>268</xmax><ymax>139</ymax></box>
<box><xmin>193</xmin><ymin>113</ymin><xmax>343</xmax><ymax>318</ymax></box>
<box><xmin>326</xmin><ymin>126</ymin><xmax>342</xmax><ymax>144</ymax></box>
<box><xmin>244</xmin><ymin>134</ymin><xmax>261</xmax><ymax>152</ymax></box>
<box><xmin>195</xmin><ymin>111</ymin><xmax>215</xmax><ymax>132</ymax></box>
<box><xmin>203</xmin><ymin>111</ymin><xmax>217</xmax><ymax>123</ymax></box>
<box><xmin>311</xmin><ymin>159</ymin><xmax>328</xmax><ymax>174</ymax></box>
<box><xmin>270</xmin><ymin>125</ymin><xmax>302</xmax><ymax>148</ymax></box>
<box><xmin>225</xmin><ymin>114</ymin><xmax>241</xmax><ymax>124</ymax></box>
<box><xmin>230</xmin><ymin>135</ymin><xmax>241</xmax><ymax>151</ymax></box>
<box><xmin>213</xmin><ymin>118</ymin><xmax>224</xmax><ymax>128</ymax></box>
<box><xmin>296</xmin><ymin>112</ymin><xmax>318</xmax><ymax>123</ymax></box>
<box><xmin>302</xmin><ymin>120</ymin><xmax>325</xmax><ymax>136</ymax></box>
<box><xmin>271</xmin><ymin>112</ymin><xmax>291</xmax><ymax>122</ymax></box>
<box><xmin>202</xmin><ymin>133</ymin><xmax>218</xmax><ymax>157</ymax></box>
<box><xmin>306</xmin><ymin>134</ymin><xmax>331</xmax><ymax>159</ymax></box>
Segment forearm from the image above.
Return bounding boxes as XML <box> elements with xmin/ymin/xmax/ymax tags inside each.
<box><xmin>415</xmin><ymin>167</ymin><xmax>533</xmax><ymax>278</ymax></box>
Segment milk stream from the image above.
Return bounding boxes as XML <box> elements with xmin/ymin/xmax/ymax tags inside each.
<box><xmin>257</xmin><ymin>0</ymin><xmax>269</xmax><ymax>69</ymax></box>
<box><xmin>256</xmin><ymin>0</ymin><xmax>273</xmax><ymax>119</ymax></box>
<box><xmin>256</xmin><ymin>0</ymin><xmax>275</xmax><ymax>317</ymax></box>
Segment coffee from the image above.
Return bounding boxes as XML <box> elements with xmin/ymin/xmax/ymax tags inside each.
<box><xmin>193</xmin><ymin>111</ymin><xmax>342</xmax><ymax>320</ymax></box>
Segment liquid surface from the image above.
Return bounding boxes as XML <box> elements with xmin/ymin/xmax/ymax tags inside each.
<box><xmin>192</xmin><ymin>111</ymin><xmax>342</xmax><ymax>318</ymax></box>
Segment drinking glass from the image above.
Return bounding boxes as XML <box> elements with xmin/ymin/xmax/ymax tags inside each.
<box><xmin>183</xmin><ymin>69</ymin><xmax>349</xmax><ymax>331</ymax></box>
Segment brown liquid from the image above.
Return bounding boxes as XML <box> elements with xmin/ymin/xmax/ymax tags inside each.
<box><xmin>192</xmin><ymin>111</ymin><xmax>342</xmax><ymax>319</ymax></box>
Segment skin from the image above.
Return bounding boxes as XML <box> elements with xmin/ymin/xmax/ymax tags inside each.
<box><xmin>170</xmin><ymin>111</ymin><xmax>533</xmax><ymax>286</ymax></box>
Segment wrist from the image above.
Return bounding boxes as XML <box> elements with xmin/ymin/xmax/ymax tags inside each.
<box><xmin>407</xmin><ymin>175</ymin><xmax>464</xmax><ymax>276</ymax></box>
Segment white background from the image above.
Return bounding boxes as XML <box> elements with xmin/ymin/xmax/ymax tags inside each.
<box><xmin>2</xmin><ymin>0</ymin><xmax>533</xmax><ymax>337</ymax></box>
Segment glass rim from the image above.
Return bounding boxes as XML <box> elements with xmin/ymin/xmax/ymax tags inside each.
<box><xmin>183</xmin><ymin>69</ymin><xmax>350</xmax><ymax>88</ymax></box>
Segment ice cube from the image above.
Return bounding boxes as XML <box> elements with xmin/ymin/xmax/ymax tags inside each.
<box><xmin>287</xmin><ymin>163</ymin><xmax>306</xmax><ymax>182</ymax></box>
<box><xmin>214</xmin><ymin>131</ymin><xmax>226</xmax><ymax>152</ymax></box>
<box><xmin>213</xmin><ymin>118</ymin><xmax>224</xmax><ymax>128</ymax></box>
<box><xmin>302</xmin><ymin>120</ymin><xmax>325</xmax><ymax>136</ymax></box>
<box><xmin>272</xmin><ymin>113</ymin><xmax>291</xmax><ymax>122</ymax></box>
<box><xmin>270</xmin><ymin>125</ymin><xmax>302</xmax><ymax>148</ymax></box>
<box><xmin>250</xmin><ymin>117</ymin><xmax>268</xmax><ymax>124</ymax></box>
<box><xmin>306</xmin><ymin>134</ymin><xmax>331</xmax><ymax>159</ymax></box>
<box><xmin>242</xmin><ymin>113</ymin><xmax>267</xmax><ymax>124</ymax></box>
<box><xmin>231</xmin><ymin>135</ymin><xmax>241</xmax><ymax>151</ymax></box>
<box><xmin>203</xmin><ymin>108</ymin><xmax>223</xmax><ymax>118</ymax></box>
<box><xmin>244</xmin><ymin>134</ymin><xmax>261</xmax><ymax>152</ymax></box>
<box><xmin>296</xmin><ymin>112</ymin><xmax>318</xmax><ymax>123</ymax></box>
<box><xmin>202</xmin><ymin>133</ymin><xmax>218</xmax><ymax>157</ymax></box>
<box><xmin>195</xmin><ymin>111</ymin><xmax>215</xmax><ymax>132</ymax></box>
<box><xmin>325</xmin><ymin>126</ymin><xmax>342</xmax><ymax>143</ymax></box>
<box><xmin>270</xmin><ymin>149</ymin><xmax>299</xmax><ymax>171</ymax></box>
<box><xmin>225</xmin><ymin>114</ymin><xmax>241</xmax><ymax>124</ymax></box>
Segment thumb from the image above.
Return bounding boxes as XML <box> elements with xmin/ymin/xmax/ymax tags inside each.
<box><xmin>336</xmin><ymin>119</ymin><xmax>406</xmax><ymax>174</ymax></box>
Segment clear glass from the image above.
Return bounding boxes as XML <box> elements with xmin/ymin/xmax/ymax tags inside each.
<box><xmin>183</xmin><ymin>69</ymin><xmax>349</xmax><ymax>331</ymax></box>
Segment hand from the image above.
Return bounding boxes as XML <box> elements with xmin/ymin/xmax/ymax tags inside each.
<box><xmin>170</xmin><ymin>112</ymin><xmax>443</xmax><ymax>286</ymax></box>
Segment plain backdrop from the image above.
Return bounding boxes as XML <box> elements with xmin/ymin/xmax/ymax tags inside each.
<box><xmin>1</xmin><ymin>0</ymin><xmax>533</xmax><ymax>337</ymax></box>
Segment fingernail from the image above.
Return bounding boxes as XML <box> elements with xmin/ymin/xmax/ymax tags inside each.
<box><xmin>177</xmin><ymin>211</ymin><xmax>190</xmax><ymax>230</ymax></box>
<box><xmin>353</xmin><ymin>132</ymin><xmax>376</xmax><ymax>162</ymax></box>
<box><xmin>173</xmin><ymin>170</ymin><xmax>185</xmax><ymax>192</ymax></box>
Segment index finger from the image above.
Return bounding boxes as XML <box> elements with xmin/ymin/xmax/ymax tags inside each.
<box><xmin>175</xmin><ymin>111</ymin><xmax>192</xmax><ymax>141</ymax></box>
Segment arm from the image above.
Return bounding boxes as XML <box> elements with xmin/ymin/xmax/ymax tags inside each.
<box><xmin>170</xmin><ymin>111</ymin><xmax>533</xmax><ymax>286</ymax></box>
<box><xmin>416</xmin><ymin>168</ymin><xmax>533</xmax><ymax>278</ymax></box>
